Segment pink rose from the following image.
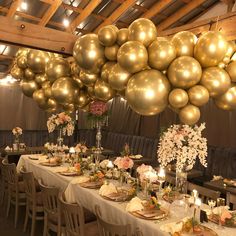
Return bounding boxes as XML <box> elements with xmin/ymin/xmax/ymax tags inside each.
<box><xmin>220</xmin><ymin>210</ymin><xmax>232</xmax><ymax>224</ymax></box>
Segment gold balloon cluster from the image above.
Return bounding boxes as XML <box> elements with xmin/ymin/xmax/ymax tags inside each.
<box><xmin>10</xmin><ymin>18</ymin><xmax>236</xmax><ymax>125</ymax></box>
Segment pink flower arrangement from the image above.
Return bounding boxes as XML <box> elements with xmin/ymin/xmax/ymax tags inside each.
<box><xmin>137</xmin><ymin>164</ymin><xmax>157</xmax><ymax>182</ymax></box>
<box><xmin>89</xmin><ymin>101</ymin><xmax>108</xmax><ymax>116</ymax></box>
<box><xmin>114</xmin><ymin>156</ymin><xmax>134</xmax><ymax>170</ymax></box>
<box><xmin>75</xmin><ymin>143</ymin><xmax>88</xmax><ymax>153</ymax></box>
<box><xmin>12</xmin><ymin>127</ymin><xmax>22</xmax><ymax>136</ymax></box>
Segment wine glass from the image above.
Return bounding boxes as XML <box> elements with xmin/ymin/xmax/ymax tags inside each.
<box><xmin>208</xmin><ymin>199</ymin><xmax>216</xmax><ymax>217</ymax></box>
<box><xmin>217</xmin><ymin>198</ymin><xmax>225</xmax><ymax>228</ymax></box>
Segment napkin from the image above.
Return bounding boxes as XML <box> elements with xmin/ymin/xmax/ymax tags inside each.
<box><xmin>70</xmin><ymin>176</ymin><xmax>90</xmax><ymax>184</ymax></box>
<box><xmin>5</xmin><ymin>146</ymin><xmax>11</xmax><ymax>151</ymax></box>
<box><xmin>99</xmin><ymin>183</ymin><xmax>117</xmax><ymax>196</ymax></box>
<box><xmin>100</xmin><ymin>159</ymin><xmax>109</xmax><ymax>169</ymax></box>
<box><xmin>211</xmin><ymin>175</ymin><xmax>223</xmax><ymax>181</ymax></box>
<box><xmin>126</xmin><ymin>197</ymin><xmax>144</xmax><ymax>212</ymax></box>
<box><xmin>130</xmin><ymin>154</ymin><xmax>143</xmax><ymax>159</ymax></box>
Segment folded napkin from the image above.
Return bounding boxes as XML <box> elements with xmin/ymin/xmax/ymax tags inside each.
<box><xmin>130</xmin><ymin>154</ymin><xmax>143</xmax><ymax>159</ymax></box>
<box><xmin>99</xmin><ymin>183</ymin><xmax>117</xmax><ymax>196</ymax></box>
<box><xmin>126</xmin><ymin>197</ymin><xmax>144</xmax><ymax>212</ymax></box>
<box><xmin>211</xmin><ymin>175</ymin><xmax>223</xmax><ymax>181</ymax></box>
<box><xmin>70</xmin><ymin>176</ymin><xmax>90</xmax><ymax>184</ymax></box>
<box><xmin>5</xmin><ymin>146</ymin><xmax>11</xmax><ymax>151</ymax></box>
<box><xmin>100</xmin><ymin>159</ymin><xmax>109</xmax><ymax>169</ymax></box>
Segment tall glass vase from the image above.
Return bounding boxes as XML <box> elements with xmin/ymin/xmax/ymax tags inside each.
<box><xmin>57</xmin><ymin>128</ymin><xmax>64</xmax><ymax>147</ymax></box>
<box><xmin>95</xmin><ymin>122</ymin><xmax>102</xmax><ymax>153</ymax></box>
<box><xmin>176</xmin><ymin>170</ymin><xmax>187</xmax><ymax>194</ymax></box>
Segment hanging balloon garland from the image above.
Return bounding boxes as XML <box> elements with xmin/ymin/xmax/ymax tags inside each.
<box><xmin>10</xmin><ymin>18</ymin><xmax>236</xmax><ymax>125</ymax></box>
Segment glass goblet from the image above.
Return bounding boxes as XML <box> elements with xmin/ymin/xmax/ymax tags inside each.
<box><xmin>208</xmin><ymin>199</ymin><xmax>216</xmax><ymax>217</ymax></box>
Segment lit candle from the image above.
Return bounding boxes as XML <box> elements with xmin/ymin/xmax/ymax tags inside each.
<box><xmin>107</xmin><ymin>160</ymin><xmax>114</xmax><ymax>169</ymax></box>
<box><xmin>192</xmin><ymin>189</ymin><xmax>198</xmax><ymax>198</ymax></box>
<box><xmin>69</xmin><ymin>147</ymin><xmax>75</xmax><ymax>154</ymax></box>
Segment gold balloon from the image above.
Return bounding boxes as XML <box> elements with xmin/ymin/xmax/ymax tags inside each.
<box><xmin>33</xmin><ymin>89</ymin><xmax>46</xmax><ymax>105</ymax></box>
<box><xmin>225</xmin><ymin>41</ymin><xmax>236</xmax><ymax>58</ymax></box>
<box><xmin>72</xmin><ymin>76</ymin><xmax>84</xmax><ymax>89</ymax></box>
<box><xmin>128</xmin><ymin>18</ymin><xmax>157</xmax><ymax>47</ymax></box>
<box><xmin>188</xmin><ymin>85</ymin><xmax>209</xmax><ymax>107</ymax></box>
<box><xmin>46</xmin><ymin>57</ymin><xmax>71</xmax><ymax>83</ymax></box>
<box><xmin>168</xmin><ymin>89</ymin><xmax>189</xmax><ymax>109</ymax></box>
<box><xmin>35</xmin><ymin>73</ymin><xmax>48</xmax><ymax>85</ymax></box>
<box><xmin>108</xmin><ymin>63</ymin><xmax>131</xmax><ymax>91</ymax></box>
<box><xmin>20</xmin><ymin>80</ymin><xmax>39</xmax><ymax>97</ymax></box>
<box><xmin>42</xmin><ymin>81</ymin><xmax>51</xmax><ymax>90</ymax></box>
<box><xmin>63</xmin><ymin>103</ymin><xmax>75</xmax><ymax>113</ymax></box>
<box><xmin>43</xmin><ymin>86</ymin><xmax>52</xmax><ymax>98</ymax></box>
<box><xmin>51</xmin><ymin>77</ymin><xmax>78</xmax><ymax>104</ymax></box>
<box><xmin>10</xmin><ymin>66</ymin><xmax>24</xmax><ymax>80</ymax></box>
<box><xmin>27</xmin><ymin>49</ymin><xmax>50</xmax><ymax>73</ymax></box>
<box><xmin>117</xmin><ymin>41</ymin><xmax>148</xmax><ymax>74</ymax></box>
<box><xmin>17</xmin><ymin>56</ymin><xmax>28</xmax><ymax>69</ymax></box>
<box><xmin>87</xmin><ymin>86</ymin><xmax>96</xmax><ymax>100</ymax></box>
<box><xmin>47</xmin><ymin>98</ymin><xmax>58</xmax><ymax>109</ymax></box>
<box><xmin>179</xmin><ymin>104</ymin><xmax>200</xmax><ymax>125</ymax></box>
<box><xmin>105</xmin><ymin>44</ymin><xmax>119</xmax><ymax>61</ymax></box>
<box><xmin>222</xmin><ymin>57</ymin><xmax>231</xmax><ymax>65</ymax></box>
<box><xmin>79</xmin><ymin>70</ymin><xmax>98</xmax><ymax>87</ymax></box>
<box><xmin>215</xmin><ymin>85</ymin><xmax>236</xmax><ymax>110</ymax></box>
<box><xmin>76</xmin><ymin>90</ymin><xmax>91</xmax><ymax>108</ymax></box>
<box><xmin>167</xmin><ymin>56</ymin><xmax>202</xmax><ymax>88</ymax></box>
<box><xmin>226</xmin><ymin>61</ymin><xmax>236</xmax><ymax>82</ymax></box>
<box><xmin>71</xmin><ymin>62</ymin><xmax>80</xmax><ymax>76</ymax></box>
<box><xmin>194</xmin><ymin>31</ymin><xmax>229</xmax><ymax>67</ymax></box>
<box><xmin>16</xmin><ymin>48</ymin><xmax>29</xmax><ymax>57</ymax></box>
<box><xmin>171</xmin><ymin>31</ymin><xmax>197</xmax><ymax>57</ymax></box>
<box><xmin>126</xmin><ymin>69</ymin><xmax>170</xmax><ymax>116</ymax></box>
<box><xmin>98</xmin><ymin>25</ymin><xmax>117</xmax><ymax>46</ymax></box>
<box><xmin>148</xmin><ymin>38</ymin><xmax>176</xmax><ymax>71</ymax></box>
<box><xmin>94</xmin><ymin>80</ymin><xmax>116</xmax><ymax>101</ymax></box>
<box><xmin>81</xmin><ymin>103</ymin><xmax>90</xmax><ymax>112</ymax></box>
<box><xmin>73</xmin><ymin>34</ymin><xmax>106</xmax><ymax>74</ymax></box>
<box><xmin>101</xmin><ymin>62</ymin><xmax>115</xmax><ymax>82</ymax></box>
<box><xmin>24</xmin><ymin>68</ymin><xmax>35</xmax><ymax>80</ymax></box>
<box><xmin>117</xmin><ymin>28</ymin><xmax>129</xmax><ymax>46</ymax></box>
<box><xmin>200</xmin><ymin>67</ymin><xmax>231</xmax><ymax>97</ymax></box>
<box><xmin>218</xmin><ymin>62</ymin><xmax>226</xmax><ymax>69</ymax></box>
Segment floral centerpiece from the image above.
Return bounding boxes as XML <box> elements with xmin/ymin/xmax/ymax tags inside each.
<box><xmin>12</xmin><ymin>127</ymin><xmax>22</xmax><ymax>137</ymax></box>
<box><xmin>114</xmin><ymin>156</ymin><xmax>134</xmax><ymax>170</ymax></box>
<box><xmin>75</xmin><ymin>143</ymin><xmax>88</xmax><ymax>154</ymax></box>
<box><xmin>136</xmin><ymin>164</ymin><xmax>157</xmax><ymax>183</ymax></box>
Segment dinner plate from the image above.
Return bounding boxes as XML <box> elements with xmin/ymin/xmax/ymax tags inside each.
<box><xmin>39</xmin><ymin>162</ymin><xmax>61</xmax><ymax>167</ymax></box>
<box><xmin>58</xmin><ymin>171</ymin><xmax>80</xmax><ymax>177</ymax></box>
<box><xmin>181</xmin><ymin>225</ymin><xmax>218</xmax><ymax>236</ymax></box>
<box><xmin>102</xmin><ymin>191</ymin><xmax>133</xmax><ymax>202</ymax></box>
<box><xmin>79</xmin><ymin>180</ymin><xmax>103</xmax><ymax>189</ymax></box>
<box><xmin>130</xmin><ymin>208</ymin><xmax>168</xmax><ymax>220</ymax></box>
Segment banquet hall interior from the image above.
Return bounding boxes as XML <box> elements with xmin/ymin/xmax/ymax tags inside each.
<box><xmin>1</xmin><ymin>0</ymin><xmax>236</xmax><ymax>235</ymax></box>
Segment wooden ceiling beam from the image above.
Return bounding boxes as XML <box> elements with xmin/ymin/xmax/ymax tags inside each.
<box><xmin>39</xmin><ymin>0</ymin><xmax>62</xmax><ymax>26</ymax></box>
<box><xmin>157</xmin><ymin>0</ymin><xmax>207</xmax><ymax>32</ymax></box>
<box><xmin>7</xmin><ymin>0</ymin><xmax>22</xmax><ymax>17</ymax></box>
<box><xmin>142</xmin><ymin>0</ymin><xmax>172</xmax><ymax>19</ymax></box>
<box><xmin>95</xmin><ymin>0</ymin><xmax>136</xmax><ymax>32</ymax></box>
<box><xmin>113</xmin><ymin>0</ymin><xmax>148</xmax><ymax>12</ymax></box>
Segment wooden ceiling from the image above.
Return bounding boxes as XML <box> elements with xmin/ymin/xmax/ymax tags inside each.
<box><xmin>0</xmin><ymin>0</ymin><xmax>235</xmax><ymax>74</ymax></box>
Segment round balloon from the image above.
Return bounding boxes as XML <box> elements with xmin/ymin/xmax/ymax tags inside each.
<box><xmin>168</xmin><ymin>88</ymin><xmax>189</xmax><ymax>108</ymax></box>
<box><xmin>226</xmin><ymin>61</ymin><xmax>236</xmax><ymax>82</ymax></box>
<box><xmin>171</xmin><ymin>31</ymin><xmax>197</xmax><ymax>57</ymax></box>
<box><xmin>33</xmin><ymin>89</ymin><xmax>46</xmax><ymax>105</ymax></box>
<box><xmin>43</xmin><ymin>86</ymin><xmax>52</xmax><ymax>98</ymax></box>
<box><xmin>10</xmin><ymin>66</ymin><xmax>24</xmax><ymax>80</ymax></box>
<box><xmin>128</xmin><ymin>18</ymin><xmax>157</xmax><ymax>47</ymax></box>
<box><xmin>126</xmin><ymin>69</ymin><xmax>170</xmax><ymax>115</ymax></box>
<box><xmin>101</xmin><ymin>62</ymin><xmax>115</xmax><ymax>82</ymax></box>
<box><xmin>76</xmin><ymin>90</ymin><xmax>91</xmax><ymax>108</ymax></box>
<box><xmin>225</xmin><ymin>41</ymin><xmax>236</xmax><ymax>58</ymax></box>
<box><xmin>188</xmin><ymin>85</ymin><xmax>209</xmax><ymax>106</ymax></box>
<box><xmin>16</xmin><ymin>48</ymin><xmax>29</xmax><ymax>57</ymax></box>
<box><xmin>94</xmin><ymin>80</ymin><xmax>116</xmax><ymax>101</ymax></box>
<box><xmin>24</xmin><ymin>68</ymin><xmax>35</xmax><ymax>80</ymax></box>
<box><xmin>108</xmin><ymin>63</ymin><xmax>131</xmax><ymax>91</ymax></box>
<box><xmin>72</xmin><ymin>76</ymin><xmax>84</xmax><ymax>89</ymax></box>
<box><xmin>63</xmin><ymin>103</ymin><xmax>75</xmax><ymax>113</ymax></box>
<box><xmin>17</xmin><ymin>56</ymin><xmax>28</xmax><ymax>69</ymax></box>
<box><xmin>148</xmin><ymin>38</ymin><xmax>176</xmax><ymax>71</ymax></box>
<box><xmin>179</xmin><ymin>104</ymin><xmax>200</xmax><ymax>125</ymax></box>
<box><xmin>105</xmin><ymin>44</ymin><xmax>119</xmax><ymax>61</ymax></box>
<box><xmin>79</xmin><ymin>70</ymin><xmax>98</xmax><ymax>87</ymax></box>
<box><xmin>168</xmin><ymin>56</ymin><xmax>202</xmax><ymax>89</ymax></box>
<box><xmin>117</xmin><ymin>41</ymin><xmax>148</xmax><ymax>74</ymax></box>
<box><xmin>117</xmin><ymin>28</ymin><xmax>129</xmax><ymax>46</ymax></box>
<box><xmin>194</xmin><ymin>31</ymin><xmax>229</xmax><ymax>67</ymax></box>
<box><xmin>73</xmin><ymin>34</ymin><xmax>106</xmax><ymax>74</ymax></box>
<box><xmin>20</xmin><ymin>80</ymin><xmax>39</xmax><ymax>97</ymax></box>
<box><xmin>35</xmin><ymin>73</ymin><xmax>48</xmax><ymax>85</ymax></box>
<box><xmin>70</xmin><ymin>62</ymin><xmax>80</xmax><ymax>76</ymax></box>
<box><xmin>200</xmin><ymin>67</ymin><xmax>231</xmax><ymax>97</ymax></box>
<box><xmin>98</xmin><ymin>25</ymin><xmax>117</xmax><ymax>46</ymax></box>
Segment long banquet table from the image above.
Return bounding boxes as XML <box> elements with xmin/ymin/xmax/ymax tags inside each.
<box><xmin>17</xmin><ymin>154</ymin><xmax>236</xmax><ymax>236</ymax></box>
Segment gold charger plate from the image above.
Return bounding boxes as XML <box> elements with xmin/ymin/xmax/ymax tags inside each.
<box><xmin>102</xmin><ymin>191</ymin><xmax>133</xmax><ymax>202</ymax></box>
<box><xmin>180</xmin><ymin>225</ymin><xmax>218</xmax><ymax>236</ymax></box>
<box><xmin>80</xmin><ymin>180</ymin><xmax>103</xmax><ymax>189</ymax></box>
<box><xmin>39</xmin><ymin>162</ymin><xmax>61</xmax><ymax>167</ymax></box>
<box><xmin>130</xmin><ymin>208</ymin><xmax>168</xmax><ymax>220</ymax></box>
<box><xmin>58</xmin><ymin>171</ymin><xmax>81</xmax><ymax>177</ymax></box>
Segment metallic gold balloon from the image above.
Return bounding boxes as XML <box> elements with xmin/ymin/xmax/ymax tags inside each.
<box><xmin>17</xmin><ymin>56</ymin><xmax>28</xmax><ymax>69</ymax></box>
<box><xmin>225</xmin><ymin>41</ymin><xmax>236</xmax><ymax>58</ymax></box>
<box><xmin>46</xmin><ymin>57</ymin><xmax>71</xmax><ymax>83</ymax></box>
<box><xmin>71</xmin><ymin>62</ymin><xmax>80</xmax><ymax>76</ymax></box>
<box><xmin>117</xmin><ymin>28</ymin><xmax>129</xmax><ymax>46</ymax></box>
<box><xmin>108</xmin><ymin>63</ymin><xmax>131</xmax><ymax>91</ymax></box>
<box><xmin>128</xmin><ymin>18</ymin><xmax>157</xmax><ymax>47</ymax></box>
<box><xmin>101</xmin><ymin>62</ymin><xmax>115</xmax><ymax>82</ymax></box>
<box><xmin>47</xmin><ymin>98</ymin><xmax>58</xmax><ymax>109</ymax></box>
<box><xmin>117</xmin><ymin>41</ymin><xmax>148</xmax><ymax>74</ymax></box>
<box><xmin>73</xmin><ymin>34</ymin><xmax>106</xmax><ymax>74</ymax></box>
<box><xmin>194</xmin><ymin>31</ymin><xmax>229</xmax><ymax>67</ymax></box>
<box><xmin>10</xmin><ymin>66</ymin><xmax>24</xmax><ymax>80</ymax></box>
<box><xmin>46</xmin><ymin>107</ymin><xmax>57</xmax><ymax>113</ymax></box>
<box><xmin>98</xmin><ymin>25</ymin><xmax>117</xmax><ymax>46</ymax></box>
<box><xmin>33</xmin><ymin>89</ymin><xmax>46</xmax><ymax>105</ymax></box>
<box><xmin>188</xmin><ymin>85</ymin><xmax>209</xmax><ymax>107</ymax></box>
<box><xmin>24</xmin><ymin>68</ymin><xmax>35</xmax><ymax>80</ymax></box>
<box><xmin>215</xmin><ymin>85</ymin><xmax>236</xmax><ymax>110</ymax></box>
<box><xmin>76</xmin><ymin>90</ymin><xmax>91</xmax><ymax>108</ymax></box>
<box><xmin>200</xmin><ymin>67</ymin><xmax>231</xmax><ymax>97</ymax></box>
<box><xmin>168</xmin><ymin>88</ymin><xmax>189</xmax><ymax>109</ymax></box>
<box><xmin>42</xmin><ymin>81</ymin><xmax>51</xmax><ymax>90</ymax></box>
<box><xmin>148</xmin><ymin>38</ymin><xmax>176</xmax><ymax>71</ymax></box>
<box><xmin>218</xmin><ymin>62</ymin><xmax>226</xmax><ymax>69</ymax></box>
<box><xmin>72</xmin><ymin>76</ymin><xmax>84</xmax><ymax>89</ymax></box>
<box><xmin>126</xmin><ymin>69</ymin><xmax>170</xmax><ymax>116</ymax></box>
<box><xmin>179</xmin><ymin>105</ymin><xmax>200</xmax><ymax>125</ymax></box>
<box><xmin>20</xmin><ymin>80</ymin><xmax>39</xmax><ymax>97</ymax></box>
<box><xmin>222</xmin><ymin>57</ymin><xmax>231</xmax><ymax>65</ymax></box>
<box><xmin>51</xmin><ymin>77</ymin><xmax>78</xmax><ymax>104</ymax></box>
<box><xmin>43</xmin><ymin>86</ymin><xmax>52</xmax><ymax>98</ymax></box>
<box><xmin>16</xmin><ymin>48</ymin><xmax>29</xmax><ymax>57</ymax></box>
<box><xmin>167</xmin><ymin>56</ymin><xmax>202</xmax><ymax>89</ymax></box>
<box><xmin>79</xmin><ymin>70</ymin><xmax>98</xmax><ymax>87</ymax></box>
<box><xmin>63</xmin><ymin>103</ymin><xmax>75</xmax><ymax>113</ymax></box>
<box><xmin>105</xmin><ymin>44</ymin><xmax>119</xmax><ymax>61</ymax></box>
<box><xmin>87</xmin><ymin>86</ymin><xmax>96</xmax><ymax>100</ymax></box>
<box><xmin>171</xmin><ymin>31</ymin><xmax>197</xmax><ymax>57</ymax></box>
<box><xmin>226</xmin><ymin>61</ymin><xmax>236</xmax><ymax>82</ymax></box>
<box><xmin>35</xmin><ymin>73</ymin><xmax>48</xmax><ymax>85</ymax></box>
<box><xmin>27</xmin><ymin>49</ymin><xmax>50</xmax><ymax>73</ymax></box>
<box><xmin>94</xmin><ymin>80</ymin><xmax>116</xmax><ymax>101</ymax></box>
<box><xmin>81</xmin><ymin>103</ymin><xmax>90</xmax><ymax>112</ymax></box>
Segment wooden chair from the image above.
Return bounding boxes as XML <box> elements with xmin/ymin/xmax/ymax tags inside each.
<box><xmin>21</xmin><ymin>170</ymin><xmax>44</xmax><ymax>236</ymax></box>
<box><xmin>59</xmin><ymin>193</ymin><xmax>98</xmax><ymax>236</ymax></box>
<box><xmin>3</xmin><ymin>160</ymin><xmax>26</xmax><ymax>228</ymax></box>
<box><xmin>95</xmin><ymin>205</ymin><xmax>131</xmax><ymax>236</ymax></box>
<box><xmin>226</xmin><ymin>192</ymin><xmax>236</xmax><ymax>210</ymax></box>
<box><xmin>187</xmin><ymin>182</ymin><xmax>221</xmax><ymax>203</ymax></box>
<box><xmin>38</xmin><ymin>180</ymin><xmax>64</xmax><ymax>236</ymax></box>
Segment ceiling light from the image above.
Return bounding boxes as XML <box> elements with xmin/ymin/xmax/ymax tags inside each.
<box><xmin>63</xmin><ymin>18</ymin><xmax>70</xmax><ymax>27</ymax></box>
<box><xmin>0</xmin><ymin>74</ymin><xmax>18</xmax><ymax>86</ymax></box>
<box><xmin>21</xmin><ymin>1</ymin><xmax>28</xmax><ymax>11</ymax></box>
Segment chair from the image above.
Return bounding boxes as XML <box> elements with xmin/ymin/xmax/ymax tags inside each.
<box><xmin>226</xmin><ymin>192</ymin><xmax>236</xmax><ymax>210</ymax></box>
<box><xmin>38</xmin><ymin>180</ymin><xmax>64</xmax><ymax>236</ymax></box>
<box><xmin>187</xmin><ymin>182</ymin><xmax>221</xmax><ymax>203</ymax></box>
<box><xmin>95</xmin><ymin>205</ymin><xmax>131</xmax><ymax>236</ymax></box>
<box><xmin>59</xmin><ymin>193</ymin><xmax>98</xmax><ymax>236</ymax></box>
<box><xmin>0</xmin><ymin>157</ymin><xmax>8</xmax><ymax>204</ymax></box>
<box><xmin>3</xmin><ymin>160</ymin><xmax>26</xmax><ymax>228</ymax></box>
<box><xmin>21</xmin><ymin>170</ymin><xmax>44</xmax><ymax>236</ymax></box>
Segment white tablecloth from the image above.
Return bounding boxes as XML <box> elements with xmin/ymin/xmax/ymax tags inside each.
<box><xmin>17</xmin><ymin>154</ymin><xmax>236</xmax><ymax>236</ymax></box>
